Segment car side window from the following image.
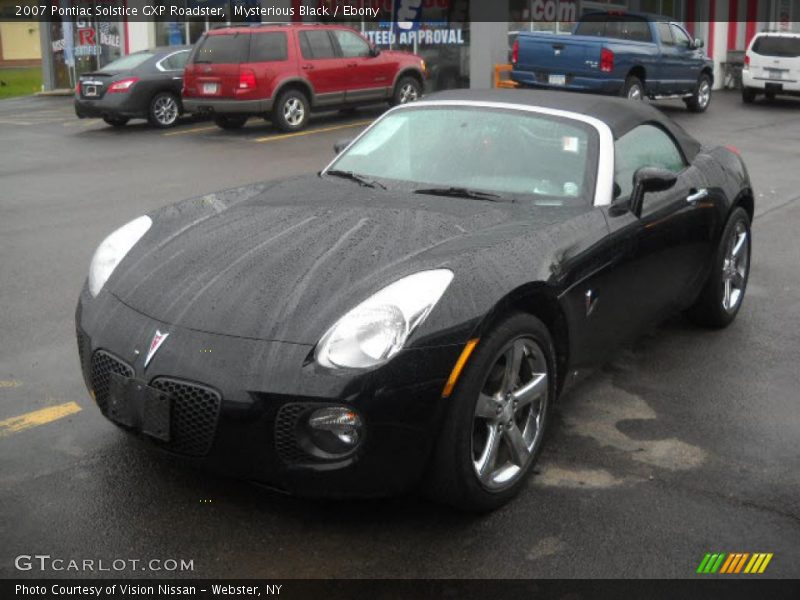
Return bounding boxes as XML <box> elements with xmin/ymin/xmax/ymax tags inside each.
<box><xmin>160</xmin><ymin>51</ymin><xmax>189</xmax><ymax>71</ymax></box>
<box><xmin>332</xmin><ymin>30</ymin><xmax>371</xmax><ymax>58</ymax></box>
<box><xmin>250</xmin><ymin>32</ymin><xmax>288</xmax><ymax>62</ymax></box>
<box><xmin>614</xmin><ymin>124</ymin><xmax>686</xmax><ymax>199</ymax></box>
<box><xmin>670</xmin><ymin>24</ymin><xmax>692</xmax><ymax>49</ymax></box>
<box><xmin>658</xmin><ymin>23</ymin><xmax>675</xmax><ymax>46</ymax></box>
<box><xmin>299</xmin><ymin>30</ymin><xmax>337</xmax><ymax>60</ymax></box>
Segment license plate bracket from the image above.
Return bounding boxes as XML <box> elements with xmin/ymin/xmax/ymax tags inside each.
<box><xmin>108</xmin><ymin>373</ymin><xmax>171</xmax><ymax>441</ymax></box>
<box><xmin>202</xmin><ymin>83</ymin><xmax>219</xmax><ymax>95</ymax></box>
<box><xmin>85</xmin><ymin>85</ymin><xmax>97</xmax><ymax>97</ymax></box>
<box><xmin>548</xmin><ymin>74</ymin><xmax>566</xmax><ymax>86</ymax></box>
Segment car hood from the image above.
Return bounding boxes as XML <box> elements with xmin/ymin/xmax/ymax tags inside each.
<box><xmin>108</xmin><ymin>175</ymin><xmax>574</xmax><ymax>344</ymax></box>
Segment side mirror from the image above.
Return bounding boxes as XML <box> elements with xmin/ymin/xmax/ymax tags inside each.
<box><xmin>693</xmin><ymin>38</ymin><xmax>704</xmax><ymax>49</ymax></box>
<box><xmin>629</xmin><ymin>166</ymin><xmax>677</xmax><ymax>217</ymax></box>
<box><xmin>369</xmin><ymin>46</ymin><xmax>381</xmax><ymax>57</ymax></box>
<box><xmin>333</xmin><ymin>138</ymin><xmax>353</xmax><ymax>154</ymax></box>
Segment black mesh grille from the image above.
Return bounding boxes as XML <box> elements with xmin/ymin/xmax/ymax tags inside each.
<box><xmin>274</xmin><ymin>403</ymin><xmax>315</xmax><ymax>464</ymax></box>
<box><xmin>90</xmin><ymin>350</ymin><xmax>134</xmax><ymax>411</ymax></box>
<box><xmin>150</xmin><ymin>378</ymin><xmax>221</xmax><ymax>457</ymax></box>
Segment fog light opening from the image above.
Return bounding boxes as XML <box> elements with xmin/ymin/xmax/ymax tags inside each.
<box><xmin>304</xmin><ymin>407</ymin><xmax>364</xmax><ymax>458</ymax></box>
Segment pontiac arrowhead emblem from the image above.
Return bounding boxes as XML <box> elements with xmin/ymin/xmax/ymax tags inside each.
<box><xmin>144</xmin><ymin>330</ymin><xmax>169</xmax><ymax>368</ymax></box>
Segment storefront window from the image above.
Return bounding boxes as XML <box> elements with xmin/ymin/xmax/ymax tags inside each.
<box><xmin>48</xmin><ymin>1</ymin><xmax>123</xmax><ymax>88</ymax></box>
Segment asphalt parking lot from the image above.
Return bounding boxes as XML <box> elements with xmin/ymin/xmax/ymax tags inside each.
<box><xmin>1</xmin><ymin>91</ymin><xmax>798</xmax><ymax>579</ymax></box>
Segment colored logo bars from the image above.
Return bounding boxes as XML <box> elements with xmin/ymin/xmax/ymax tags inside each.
<box><xmin>697</xmin><ymin>552</ymin><xmax>773</xmax><ymax>574</ymax></box>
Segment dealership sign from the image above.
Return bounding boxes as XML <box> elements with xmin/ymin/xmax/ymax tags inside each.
<box><xmin>531</xmin><ymin>0</ymin><xmax>577</xmax><ymax>22</ymax></box>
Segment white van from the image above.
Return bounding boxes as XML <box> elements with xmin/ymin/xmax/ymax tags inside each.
<box><xmin>742</xmin><ymin>32</ymin><xmax>800</xmax><ymax>102</ymax></box>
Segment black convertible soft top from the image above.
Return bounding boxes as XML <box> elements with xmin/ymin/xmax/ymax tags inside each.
<box><xmin>424</xmin><ymin>89</ymin><xmax>703</xmax><ymax>162</ymax></box>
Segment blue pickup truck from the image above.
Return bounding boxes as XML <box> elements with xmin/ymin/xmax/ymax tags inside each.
<box><xmin>511</xmin><ymin>12</ymin><xmax>715</xmax><ymax>112</ymax></box>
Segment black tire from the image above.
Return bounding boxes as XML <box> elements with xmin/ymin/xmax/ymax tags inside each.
<box><xmin>742</xmin><ymin>87</ymin><xmax>757</xmax><ymax>104</ymax></box>
<box><xmin>102</xmin><ymin>116</ymin><xmax>129</xmax><ymax>128</ymax></box>
<box><xmin>391</xmin><ymin>76</ymin><xmax>422</xmax><ymax>106</ymax></box>
<box><xmin>687</xmin><ymin>207</ymin><xmax>751</xmax><ymax>328</ymax></box>
<box><xmin>426</xmin><ymin>312</ymin><xmax>556</xmax><ymax>512</ymax></box>
<box><xmin>213</xmin><ymin>114</ymin><xmax>248</xmax><ymax>130</ymax></box>
<box><xmin>685</xmin><ymin>73</ymin><xmax>713</xmax><ymax>112</ymax></box>
<box><xmin>147</xmin><ymin>91</ymin><xmax>181</xmax><ymax>129</ymax></box>
<box><xmin>621</xmin><ymin>75</ymin><xmax>645</xmax><ymax>101</ymax></box>
<box><xmin>272</xmin><ymin>88</ymin><xmax>310</xmax><ymax>132</ymax></box>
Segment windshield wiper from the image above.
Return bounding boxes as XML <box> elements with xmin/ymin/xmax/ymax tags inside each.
<box><xmin>413</xmin><ymin>186</ymin><xmax>507</xmax><ymax>202</ymax></box>
<box><xmin>326</xmin><ymin>170</ymin><xmax>387</xmax><ymax>190</ymax></box>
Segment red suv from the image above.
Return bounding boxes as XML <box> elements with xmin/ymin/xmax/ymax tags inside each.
<box><xmin>182</xmin><ymin>24</ymin><xmax>426</xmax><ymax>132</ymax></box>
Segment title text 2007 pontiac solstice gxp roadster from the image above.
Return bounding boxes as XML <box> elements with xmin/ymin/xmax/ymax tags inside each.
<box><xmin>76</xmin><ymin>90</ymin><xmax>753</xmax><ymax>511</ymax></box>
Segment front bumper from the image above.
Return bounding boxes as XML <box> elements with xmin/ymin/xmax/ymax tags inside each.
<box><xmin>742</xmin><ymin>70</ymin><xmax>800</xmax><ymax>94</ymax></box>
<box><xmin>74</xmin><ymin>94</ymin><xmax>145</xmax><ymax>120</ymax></box>
<box><xmin>182</xmin><ymin>97</ymin><xmax>273</xmax><ymax>115</ymax></box>
<box><xmin>76</xmin><ymin>286</ymin><xmax>462</xmax><ymax>497</ymax></box>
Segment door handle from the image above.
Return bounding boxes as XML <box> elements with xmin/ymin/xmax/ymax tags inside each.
<box><xmin>172</xmin><ymin>76</ymin><xmax>182</xmax><ymax>80</ymax></box>
<box><xmin>347</xmin><ymin>62</ymin><xmax>358</xmax><ymax>68</ymax></box>
<box><xmin>302</xmin><ymin>64</ymin><xmax>314</xmax><ymax>71</ymax></box>
<box><xmin>687</xmin><ymin>188</ymin><xmax>708</xmax><ymax>204</ymax></box>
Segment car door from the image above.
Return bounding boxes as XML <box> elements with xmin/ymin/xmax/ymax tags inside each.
<box><xmin>566</xmin><ymin>124</ymin><xmax>716</xmax><ymax>367</ymax></box>
<box><xmin>589</xmin><ymin>124</ymin><xmax>714</xmax><ymax>353</ymax></box>
<box><xmin>670</xmin><ymin>23</ymin><xmax>705</xmax><ymax>93</ymax></box>
<box><xmin>655</xmin><ymin>21</ymin><xmax>680</xmax><ymax>94</ymax></box>
<box><xmin>297</xmin><ymin>29</ymin><xmax>346</xmax><ymax>106</ymax></box>
<box><xmin>330</xmin><ymin>29</ymin><xmax>393</xmax><ymax>103</ymax></box>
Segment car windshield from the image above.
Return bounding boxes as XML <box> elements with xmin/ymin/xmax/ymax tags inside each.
<box><xmin>752</xmin><ymin>35</ymin><xmax>800</xmax><ymax>57</ymax></box>
<box><xmin>328</xmin><ymin>106</ymin><xmax>597</xmax><ymax>204</ymax></box>
<box><xmin>101</xmin><ymin>53</ymin><xmax>154</xmax><ymax>72</ymax></box>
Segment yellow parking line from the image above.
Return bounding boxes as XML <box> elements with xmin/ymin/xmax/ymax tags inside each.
<box><xmin>253</xmin><ymin>120</ymin><xmax>373</xmax><ymax>143</ymax></box>
<box><xmin>0</xmin><ymin>380</ymin><xmax>22</xmax><ymax>389</ymax></box>
<box><xmin>162</xmin><ymin>125</ymin><xmax>218</xmax><ymax>137</ymax></box>
<box><xmin>0</xmin><ymin>401</ymin><xmax>82</xmax><ymax>438</ymax></box>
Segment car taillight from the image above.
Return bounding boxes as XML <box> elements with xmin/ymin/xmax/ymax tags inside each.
<box><xmin>75</xmin><ymin>82</ymin><xmax>80</xmax><ymax>95</ymax></box>
<box><xmin>744</xmin><ymin>54</ymin><xmax>750</xmax><ymax>69</ymax></box>
<box><xmin>107</xmin><ymin>77</ymin><xmax>139</xmax><ymax>93</ymax></box>
<box><xmin>238</xmin><ymin>69</ymin><xmax>256</xmax><ymax>91</ymax></box>
<box><xmin>600</xmin><ymin>48</ymin><xmax>614</xmax><ymax>73</ymax></box>
<box><xmin>726</xmin><ymin>145</ymin><xmax>741</xmax><ymax>155</ymax></box>
<box><xmin>512</xmin><ymin>39</ymin><xmax>519</xmax><ymax>64</ymax></box>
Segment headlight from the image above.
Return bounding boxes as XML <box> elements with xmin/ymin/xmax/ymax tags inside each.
<box><xmin>315</xmin><ymin>269</ymin><xmax>454</xmax><ymax>369</ymax></box>
<box><xmin>88</xmin><ymin>215</ymin><xmax>151</xmax><ymax>297</ymax></box>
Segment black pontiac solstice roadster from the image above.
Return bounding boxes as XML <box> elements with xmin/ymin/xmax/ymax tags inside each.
<box><xmin>76</xmin><ymin>90</ymin><xmax>753</xmax><ymax>511</ymax></box>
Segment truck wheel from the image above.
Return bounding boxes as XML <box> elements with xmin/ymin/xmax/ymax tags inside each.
<box><xmin>742</xmin><ymin>87</ymin><xmax>757</xmax><ymax>104</ymax></box>
<box><xmin>622</xmin><ymin>76</ymin><xmax>645</xmax><ymax>101</ymax></box>
<box><xmin>685</xmin><ymin>74</ymin><xmax>712</xmax><ymax>112</ymax></box>
<box><xmin>273</xmin><ymin>89</ymin><xmax>310</xmax><ymax>132</ymax></box>
<box><xmin>391</xmin><ymin>76</ymin><xmax>422</xmax><ymax>106</ymax></box>
<box><xmin>213</xmin><ymin>115</ymin><xmax>248</xmax><ymax>130</ymax></box>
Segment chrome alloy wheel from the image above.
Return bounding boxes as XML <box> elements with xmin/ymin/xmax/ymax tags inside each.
<box><xmin>721</xmin><ymin>220</ymin><xmax>749</xmax><ymax>312</ymax></box>
<box><xmin>153</xmin><ymin>95</ymin><xmax>179</xmax><ymax>126</ymax></box>
<box><xmin>471</xmin><ymin>337</ymin><xmax>548</xmax><ymax>490</ymax></box>
<box><xmin>398</xmin><ymin>83</ymin><xmax>419</xmax><ymax>104</ymax></box>
<box><xmin>283</xmin><ymin>97</ymin><xmax>305</xmax><ymax>127</ymax></box>
<box><xmin>697</xmin><ymin>79</ymin><xmax>711</xmax><ymax>109</ymax></box>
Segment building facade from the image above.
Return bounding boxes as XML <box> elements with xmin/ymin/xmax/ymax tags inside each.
<box><xmin>39</xmin><ymin>0</ymin><xmax>800</xmax><ymax>91</ymax></box>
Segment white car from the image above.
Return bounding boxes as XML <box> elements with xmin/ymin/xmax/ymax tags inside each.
<box><xmin>742</xmin><ymin>31</ymin><xmax>800</xmax><ymax>102</ymax></box>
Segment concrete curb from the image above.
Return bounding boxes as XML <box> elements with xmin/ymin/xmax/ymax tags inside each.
<box><xmin>35</xmin><ymin>89</ymin><xmax>73</xmax><ymax>97</ymax></box>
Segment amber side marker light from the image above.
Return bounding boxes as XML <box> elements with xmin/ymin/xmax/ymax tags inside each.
<box><xmin>442</xmin><ymin>339</ymin><xmax>480</xmax><ymax>398</ymax></box>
